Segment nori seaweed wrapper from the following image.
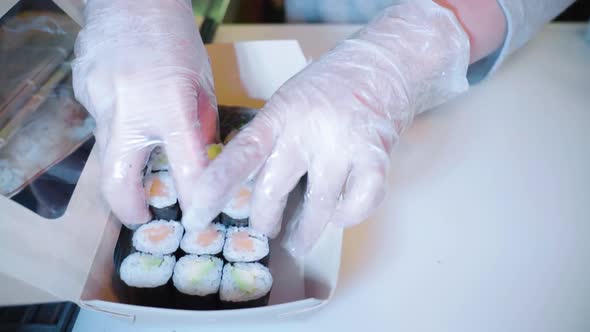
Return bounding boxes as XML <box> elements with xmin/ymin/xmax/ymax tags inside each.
<box><xmin>221</xmin><ymin>293</ymin><xmax>270</xmax><ymax>310</ymax></box>
<box><xmin>219</xmin><ymin>213</ymin><xmax>249</xmax><ymax>228</ymax></box>
<box><xmin>218</xmin><ymin>106</ymin><xmax>257</xmax><ymax>141</ymax></box>
<box><xmin>174</xmin><ymin>292</ymin><xmax>220</xmax><ymax>311</ymax></box>
<box><xmin>150</xmin><ymin>202</ymin><xmax>181</xmax><ymax>221</ymax></box>
<box><xmin>113</xmin><ymin>226</ymin><xmax>176</xmax><ymax>308</ymax></box>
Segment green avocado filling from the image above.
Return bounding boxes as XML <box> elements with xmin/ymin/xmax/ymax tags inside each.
<box><xmin>231</xmin><ymin>266</ymin><xmax>256</xmax><ymax>293</ymax></box>
<box><xmin>156</xmin><ymin>154</ymin><xmax>168</xmax><ymax>164</ymax></box>
<box><xmin>207</xmin><ymin>144</ymin><xmax>223</xmax><ymax>160</ymax></box>
<box><xmin>141</xmin><ymin>255</ymin><xmax>164</xmax><ymax>270</ymax></box>
<box><xmin>190</xmin><ymin>260</ymin><xmax>216</xmax><ymax>284</ymax></box>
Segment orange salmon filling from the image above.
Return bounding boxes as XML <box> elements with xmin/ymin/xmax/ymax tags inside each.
<box><xmin>233</xmin><ymin>187</ymin><xmax>252</xmax><ymax>209</ymax></box>
<box><xmin>232</xmin><ymin>231</ymin><xmax>254</xmax><ymax>252</ymax></box>
<box><xmin>149</xmin><ymin>177</ymin><xmax>168</xmax><ymax>197</ymax></box>
<box><xmin>145</xmin><ymin>225</ymin><xmax>173</xmax><ymax>243</ymax></box>
<box><xmin>197</xmin><ymin>227</ymin><xmax>220</xmax><ymax>247</ymax></box>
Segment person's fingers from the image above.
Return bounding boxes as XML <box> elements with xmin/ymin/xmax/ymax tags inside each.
<box><xmin>331</xmin><ymin>158</ymin><xmax>388</xmax><ymax>228</ymax></box>
<box><xmin>250</xmin><ymin>139</ymin><xmax>306</xmax><ymax>238</ymax></box>
<box><xmin>196</xmin><ymin>84</ymin><xmax>219</xmax><ymax>145</ymax></box>
<box><xmin>182</xmin><ymin>112</ymin><xmax>278</xmax><ymax>231</ymax></box>
<box><xmin>101</xmin><ymin>133</ymin><xmax>152</xmax><ymax>226</ymax></box>
<box><xmin>282</xmin><ymin>160</ymin><xmax>350</xmax><ymax>256</ymax></box>
<box><xmin>161</xmin><ymin>109</ymin><xmax>209</xmax><ymax>214</ymax></box>
<box><xmin>91</xmin><ymin>123</ymin><xmax>110</xmax><ymax>159</ymax></box>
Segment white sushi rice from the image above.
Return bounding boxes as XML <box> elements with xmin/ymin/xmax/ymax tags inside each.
<box><xmin>132</xmin><ymin>220</ymin><xmax>184</xmax><ymax>255</ymax></box>
<box><xmin>173</xmin><ymin>255</ymin><xmax>223</xmax><ymax>296</ymax></box>
<box><xmin>221</xmin><ymin>180</ymin><xmax>254</xmax><ymax>220</ymax></box>
<box><xmin>120</xmin><ymin>253</ymin><xmax>175</xmax><ymax>288</ymax></box>
<box><xmin>180</xmin><ymin>223</ymin><xmax>226</xmax><ymax>255</ymax></box>
<box><xmin>147</xmin><ymin>146</ymin><xmax>169</xmax><ymax>172</ymax></box>
<box><xmin>223</xmin><ymin>226</ymin><xmax>269</xmax><ymax>262</ymax></box>
<box><xmin>143</xmin><ymin>171</ymin><xmax>177</xmax><ymax>208</ymax></box>
<box><xmin>220</xmin><ymin>263</ymin><xmax>273</xmax><ymax>302</ymax></box>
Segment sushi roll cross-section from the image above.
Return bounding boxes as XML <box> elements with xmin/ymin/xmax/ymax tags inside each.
<box><xmin>220</xmin><ymin>262</ymin><xmax>273</xmax><ymax>309</ymax></box>
<box><xmin>119</xmin><ymin>252</ymin><xmax>176</xmax><ymax>308</ymax></box>
<box><xmin>132</xmin><ymin>220</ymin><xmax>184</xmax><ymax>255</ymax></box>
<box><xmin>143</xmin><ymin>171</ymin><xmax>181</xmax><ymax>221</ymax></box>
<box><xmin>173</xmin><ymin>255</ymin><xmax>224</xmax><ymax>310</ymax></box>
<box><xmin>223</xmin><ymin>226</ymin><xmax>269</xmax><ymax>264</ymax></box>
<box><xmin>120</xmin><ymin>252</ymin><xmax>176</xmax><ymax>288</ymax></box>
<box><xmin>180</xmin><ymin>223</ymin><xmax>226</xmax><ymax>256</ymax></box>
<box><xmin>221</xmin><ymin>180</ymin><xmax>254</xmax><ymax>227</ymax></box>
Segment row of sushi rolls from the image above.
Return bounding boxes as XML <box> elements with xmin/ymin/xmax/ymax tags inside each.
<box><xmin>119</xmin><ymin>131</ymin><xmax>273</xmax><ymax>310</ymax></box>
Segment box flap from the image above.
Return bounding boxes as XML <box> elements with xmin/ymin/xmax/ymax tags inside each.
<box><xmin>0</xmin><ymin>148</ymin><xmax>112</xmax><ymax>304</ymax></box>
<box><xmin>82</xmin><ymin>297</ymin><xmax>326</xmax><ymax>325</ymax></box>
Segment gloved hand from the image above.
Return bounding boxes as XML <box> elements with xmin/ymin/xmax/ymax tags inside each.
<box><xmin>183</xmin><ymin>0</ymin><xmax>471</xmax><ymax>254</ymax></box>
<box><xmin>72</xmin><ymin>0</ymin><xmax>217</xmax><ymax>225</ymax></box>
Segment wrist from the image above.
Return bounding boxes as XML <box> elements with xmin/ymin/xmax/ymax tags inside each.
<box><xmin>346</xmin><ymin>1</ymin><xmax>470</xmax><ymax>115</ymax></box>
<box><xmin>434</xmin><ymin>0</ymin><xmax>506</xmax><ymax>63</ymax></box>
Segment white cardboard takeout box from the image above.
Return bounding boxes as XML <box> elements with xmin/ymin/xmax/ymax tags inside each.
<box><xmin>0</xmin><ymin>40</ymin><xmax>343</xmax><ymax>324</ymax></box>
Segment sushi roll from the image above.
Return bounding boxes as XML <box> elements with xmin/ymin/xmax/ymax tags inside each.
<box><xmin>119</xmin><ymin>252</ymin><xmax>176</xmax><ymax>308</ymax></box>
<box><xmin>220</xmin><ymin>262</ymin><xmax>273</xmax><ymax>309</ymax></box>
<box><xmin>143</xmin><ymin>171</ymin><xmax>180</xmax><ymax>221</ymax></box>
<box><xmin>147</xmin><ymin>146</ymin><xmax>169</xmax><ymax>172</ymax></box>
<box><xmin>132</xmin><ymin>220</ymin><xmax>184</xmax><ymax>255</ymax></box>
<box><xmin>220</xmin><ymin>180</ymin><xmax>253</xmax><ymax>227</ymax></box>
<box><xmin>223</xmin><ymin>226</ymin><xmax>269</xmax><ymax>264</ymax></box>
<box><xmin>180</xmin><ymin>223</ymin><xmax>226</xmax><ymax>256</ymax></box>
<box><xmin>173</xmin><ymin>255</ymin><xmax>223</xmax><ymax>310</ymax></box>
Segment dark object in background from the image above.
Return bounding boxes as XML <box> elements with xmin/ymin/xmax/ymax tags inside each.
<box><xmin>555</xmin><ymin>1</ymin><xmax>590</xmax><ymax>21</ymax></box>
<box><xmin>0</xmin><ymin>302</ymin><xmax>79</xmax><ymax>332</ymax></box>
<box><xmin>199</xmin><ymin>0</ymin><xmax>231</xmax><ymax>43</ymax></box>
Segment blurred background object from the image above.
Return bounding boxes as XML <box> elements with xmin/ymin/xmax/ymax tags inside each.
<box><xmin>0</xmin><ymin>1</ymin><xmax>93</xmax><ymax>219</ymax></box>
<box><xmin>224</xmin><ymin>0</ymin><xmax>588</xmax><ymax>23</ymax></box>
<box><xmin>0</xmin><ymin>301</ymin><xmax>79</xmax><ymax>332</ymax></box>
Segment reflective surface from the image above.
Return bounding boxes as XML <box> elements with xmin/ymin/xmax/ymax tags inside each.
<box><xmin>10</xmin><ymin>138</ymin><xmax>93</xmax><ymax>219</ymax></box>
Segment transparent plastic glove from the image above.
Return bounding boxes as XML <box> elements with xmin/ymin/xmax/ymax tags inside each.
<box><xmin>183</xmin><ymin>0</ymin><xmax>470</xmax><ymax>254</ymax></box>
<box><xmin>72</xmin><ymin>0</ymin><xmax>217</xmax><ymax>225</ymax></box>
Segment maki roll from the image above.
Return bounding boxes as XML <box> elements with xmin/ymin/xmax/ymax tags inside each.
<box><xmin>143</xmin><ymin>171</ymin><xmax>180</xmax><ymax>221</ymax></box>
<box><xmin>173</xmin><ymin>255</ymin><xmax>223</xmax><ymax>310</ymax></box>
<box><xmin>223</xmin><ymin>226</ymin><xmax>269</xmax><ymax>265</ymax></box>
<box><xmin>132</xmin><ymin>220</ymin><xmax>184</xmax><ymax>255</ymax></box>
<box><xmin>180</xmin><ymin>223</ymin><xmax>226</xmax><ymax>256</ymax></box>
<box><xmin>220</xmin><ymin>262</ymin><xmax>273</xmax><ymax>309</ymax></box>
<box><xmin>119</xmin><ymin>252</ymin><xmax>176</xmax><ymax>308</ymax></box>
<box><xmin>147</xmin><ymin>146</ymin><xmax>169</xmax><ymax>172</ymax></box>
<box><xmin>220</xmin><ymin>180</ymin><xmax>254</xmax><ymax>227</ymax></box>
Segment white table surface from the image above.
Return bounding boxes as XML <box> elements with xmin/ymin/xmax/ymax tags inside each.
<box><xmin>74</xmin><ymin>23</ymin><xmax>590</xmax><ymax>332</ymax></box>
